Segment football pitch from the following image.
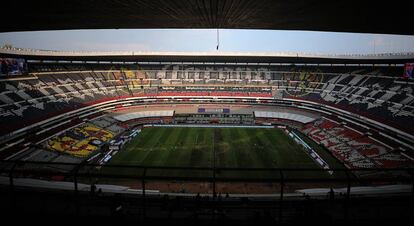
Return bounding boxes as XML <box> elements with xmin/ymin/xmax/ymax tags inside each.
<box><xmin>104</xmin><ymin>127</ymin><xmax>343</xmax><ymax>179</ymax></box>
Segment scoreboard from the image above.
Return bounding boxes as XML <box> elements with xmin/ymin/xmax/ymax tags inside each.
<box><xmin>198</xmin><ymin>108</ymin><xmax>230</xmax><ymax>113</ymax></box>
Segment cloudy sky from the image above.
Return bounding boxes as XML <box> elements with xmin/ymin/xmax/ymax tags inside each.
<box><xmin>1</xmin><ymin>29</ymin><xmax>414</xmax><ymax>54</ymax></box>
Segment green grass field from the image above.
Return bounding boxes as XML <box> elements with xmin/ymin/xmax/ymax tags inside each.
<box><xmin>104</xmin><ymin>127</ymin><xmax>342</xmax><ymax>179</ymax></box>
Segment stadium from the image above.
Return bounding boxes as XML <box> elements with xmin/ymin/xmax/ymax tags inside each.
<box><xmin>0</xmin><ymin>1</ymin><xmax>413</xmax><ymax>225</ymax></box>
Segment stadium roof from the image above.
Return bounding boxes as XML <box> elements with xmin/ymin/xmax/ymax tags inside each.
<box><xmin>2</xmin><ymin>48</ymin><xmax>413</xmax><ymax>64</ymax></box>
<box><xmin>0</xmin><ymin>0</ymin><xmax>412</xmax><ymax>35</ymax></box>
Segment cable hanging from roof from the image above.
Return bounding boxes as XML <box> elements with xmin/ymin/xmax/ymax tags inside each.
<box><xmin>216</xmin><ymin>28</ymin><xmax>220</xmax><ymax>50</ymax></box>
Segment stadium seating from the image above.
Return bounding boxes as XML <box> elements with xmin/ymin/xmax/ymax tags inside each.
<box><xmin>301</xmin><ymin>118</ymin><xmax>411</xmax><ymax>171</ymax></box>
<box><xmin>1</xmin><ymin>65</ymin><xmax>413</xmax><ymax>137</ymax></box>
<box><xmin>281</xmin><ymin>71</ymin><xmax>414</xmax><ymax>134</ymax></box>
<box><xmin>0</xmin><ymin>66</ymin><xmax>413</xmax><ymax>162</ymax></box>
<box><xmin>45</xmin><ymin>123</ymin><xmax>114</xmax><ymax>158</ymax></box>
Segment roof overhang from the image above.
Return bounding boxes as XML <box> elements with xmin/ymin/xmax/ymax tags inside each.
<box><xmin>0</xmin><ymin>0</ymin><xmax>412</xmax><ymax>35</ymax></box>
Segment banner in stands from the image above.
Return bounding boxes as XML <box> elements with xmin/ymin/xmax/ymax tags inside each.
<box><xmin>403</xmin><ymin>63</ymin><xmax>414</xmax><ymax>78</ymax></box>
<box><xmin>0</xmin><ymin>58</ymin><xmax>27</xmax><ymax>76</ymax></box>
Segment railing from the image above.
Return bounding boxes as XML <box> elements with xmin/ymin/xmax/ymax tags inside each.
<box><xmin>1</xmin><ymin>159</ymin><xmax>413</xmax><ymax>221</ymax></box>
<box><xmin>1</xmin><ymin>160</ymin><xmax>413</xmax><ymax>192</ymax></box>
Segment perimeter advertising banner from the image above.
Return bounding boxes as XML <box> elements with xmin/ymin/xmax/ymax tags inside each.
<box><xmin>403</xmin><ymin>63</ymin><xmax>414</xmax><ymax>78</ymax></box>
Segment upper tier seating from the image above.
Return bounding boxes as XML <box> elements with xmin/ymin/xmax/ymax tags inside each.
<box><xmin>1</xmin><ymin>65</ymin><xmax>413</xmax><ymax>137</ymax></box>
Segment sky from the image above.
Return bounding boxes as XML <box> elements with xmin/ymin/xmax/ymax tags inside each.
<box><xmin>1</xmin><ymin>29</ymin><xmax>414</xmax><ymax>54</ymax></box>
